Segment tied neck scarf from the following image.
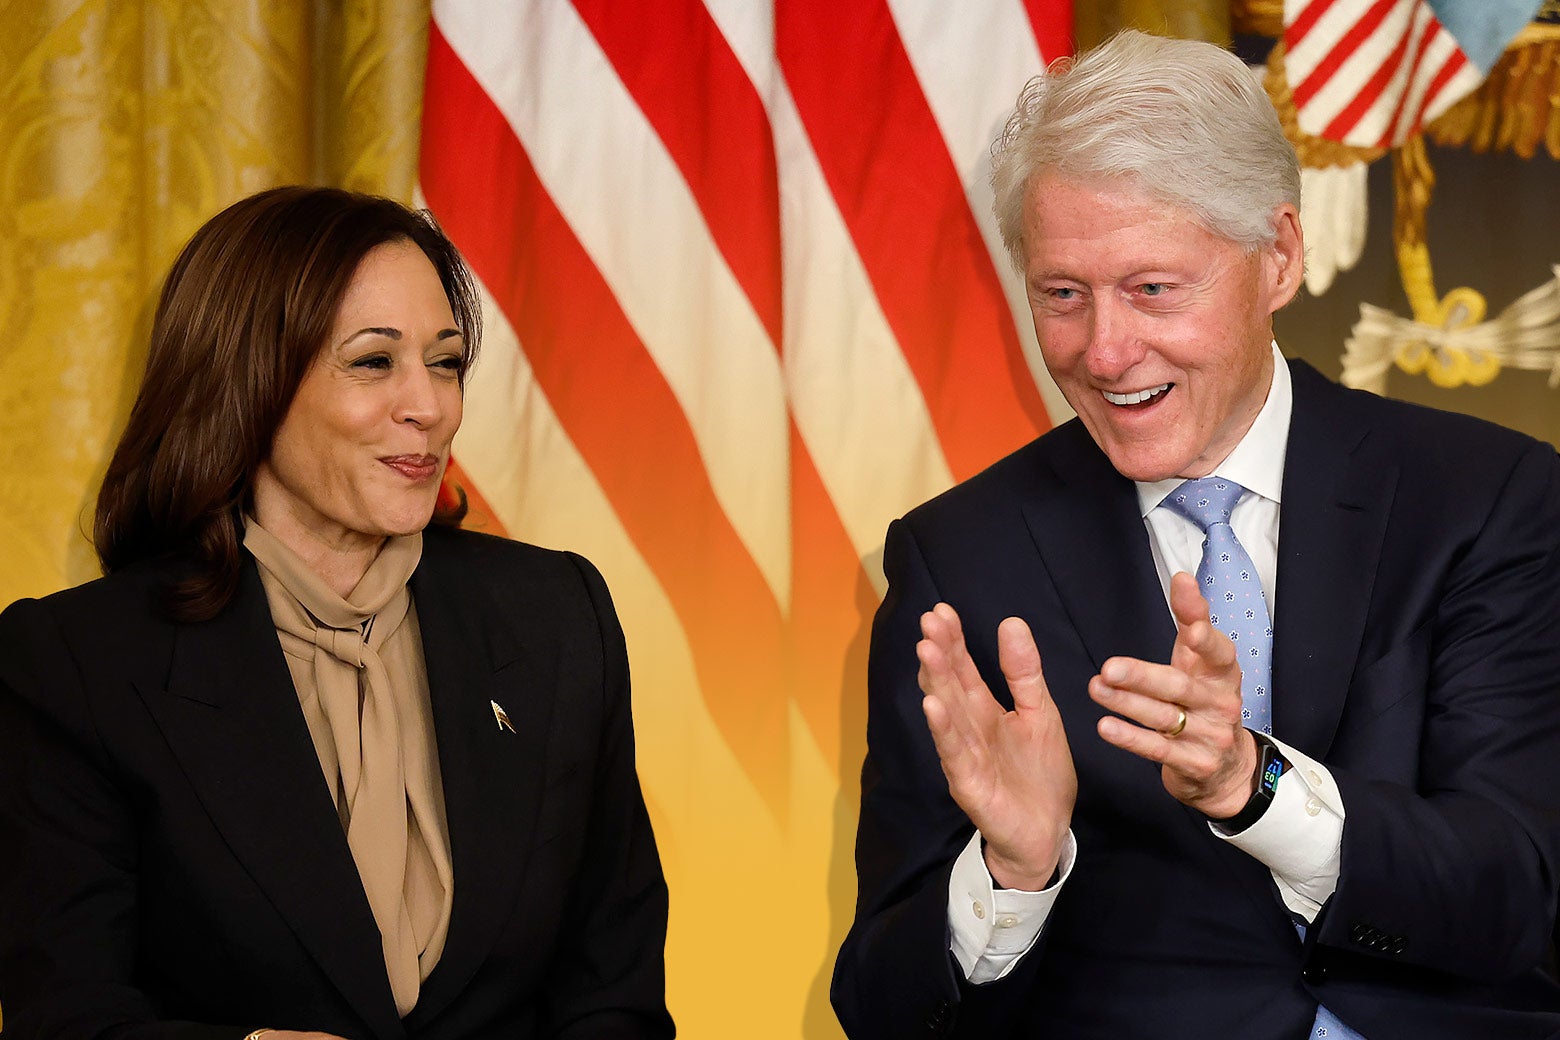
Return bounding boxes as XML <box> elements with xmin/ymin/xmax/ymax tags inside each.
<box><xmin>244</xmin><ymin>519</ymin><xmax>452</xmax><ymax>1018</ymax></box>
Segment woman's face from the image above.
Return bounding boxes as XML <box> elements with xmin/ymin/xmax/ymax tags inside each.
<box><xmin>252</xmin><ymin>239</ymin><xmax>465</xmax><ymax>560</ymax></box>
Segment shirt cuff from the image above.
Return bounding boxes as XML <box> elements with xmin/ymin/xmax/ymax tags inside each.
<box><xmin>948</xmin><ymin>828</ymin><xmax>1076</xmax><ymax>984</ymax></box>
<box><xmin>1214</xmin><ymin>735</ymin><xmax>1344</xmax><ymax>920</ymax></box>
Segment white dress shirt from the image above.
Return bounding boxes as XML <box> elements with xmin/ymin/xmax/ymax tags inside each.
<box><xmin>949</xmin><ymin>345</ymin><xmax>1346</xmax><ymax>983</ymax></box>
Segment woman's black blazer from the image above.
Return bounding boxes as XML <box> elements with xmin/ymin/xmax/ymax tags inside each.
<box><xmin>0</xmin><ymin>525</ymin><xmax>673</xmax><ymax>1040</ymax></box>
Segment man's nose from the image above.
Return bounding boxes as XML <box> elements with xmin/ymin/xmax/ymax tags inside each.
<box><xmin>1083</xmin><ymin>300</ymin><xmax>1145</xmax><ymax>381</ymax></box>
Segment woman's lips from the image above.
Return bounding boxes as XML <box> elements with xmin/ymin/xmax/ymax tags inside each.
<box><xmin>381</xmin><ymin>454</ymin><xmax>441</xmax><ymax>481</ymax></box>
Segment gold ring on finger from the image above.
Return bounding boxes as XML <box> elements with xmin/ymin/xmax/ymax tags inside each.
<box><xmin>1161</xmin><ymin>707</ymin><xmax>1187</xmax><ymax>738</ymax></box>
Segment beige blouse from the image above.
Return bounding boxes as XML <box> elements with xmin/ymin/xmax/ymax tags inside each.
<box><xmin>244</xmin><ymin>520</ymin><xmax>453</xmax><ymax>1018</ymax></box>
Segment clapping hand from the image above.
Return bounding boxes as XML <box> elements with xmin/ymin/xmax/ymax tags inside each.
<box><xmin>1088</xmin><ymin>572</ymin><xmax>1257</xmax><ymax>819</ymax></box>
<box><xmin>917</xmin><ymin>604</ymin><xmax>1077</xmax><ymax>890</ymax></box>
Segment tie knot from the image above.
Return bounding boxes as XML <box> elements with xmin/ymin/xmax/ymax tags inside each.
<box><xmin>1164</xmin><ymin>476</ymin><xmax>1247</xmax><ymax>532</ymax></box>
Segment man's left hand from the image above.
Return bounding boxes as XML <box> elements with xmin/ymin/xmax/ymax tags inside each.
<box><xmin>1087</xmin><ymin>571</ymin><xmax>1257</xmax><ymax>819</ymax></box>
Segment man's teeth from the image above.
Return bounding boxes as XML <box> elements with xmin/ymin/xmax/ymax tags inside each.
<box><xmin>1103</xmin><ymin>383</ymin><xmax>1170</xmax><ymax>406</ymax></box>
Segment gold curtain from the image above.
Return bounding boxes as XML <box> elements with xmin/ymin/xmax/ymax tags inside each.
<box><xmin>1075</xmin><ymin>0</ymin><xmax>1229</xmax><ymax>48</ymax></box>
<box><xmin>0</xmin><ymin>0</ymin><xmax>428</xmax><ymax>606</ymax></box>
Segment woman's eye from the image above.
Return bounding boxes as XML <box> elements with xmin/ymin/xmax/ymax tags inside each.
<box><xmin>352</xmin><ymin>354</ymin><xmax>392</xmax><ymax>370</ymax></box>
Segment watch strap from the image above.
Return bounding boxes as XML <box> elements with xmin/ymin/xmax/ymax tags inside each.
<box><xmin>1212</xmin><ymin>730</ymin><xmax>1288</xmax><ymax>835</ymax></box>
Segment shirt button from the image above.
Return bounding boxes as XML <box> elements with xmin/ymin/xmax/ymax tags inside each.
<box><xmin>1306</xmin><ymin>769</ymin><xmax>1323</xmax><ymax>787</ymax></box>
<box><xmin>996</xmin><ymin>914</ymin><xmax>1020</xmax><ymax>929</ymax></box>
<box><xmin>972</xmin><ymin>900</ymin><xmax>985</xmax><ymax>920</ymax></box>
<box><xmin>1305</xmin><ymin>797</ymin><xmax>1323</xmax><ymax>817</ymax></box>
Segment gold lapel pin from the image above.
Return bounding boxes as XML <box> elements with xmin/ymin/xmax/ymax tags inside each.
<box><xmin>490</xmin><ymin>700</ymin><xmax>516</xmax><ymax>734</ymax></box>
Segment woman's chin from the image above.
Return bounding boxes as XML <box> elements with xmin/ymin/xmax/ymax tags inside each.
<box><xmin>360</xmin><ymin>499</ymin><xmax>440</xmax><ymax>539</ymax></box>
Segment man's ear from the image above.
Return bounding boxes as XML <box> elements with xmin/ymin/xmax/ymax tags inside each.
<box><xmin>1265</xmin><ymin>203</ymin><xmax>1305</xmax><ymax>314</ymax></box>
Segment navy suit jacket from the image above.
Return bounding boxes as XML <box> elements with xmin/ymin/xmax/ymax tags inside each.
<box><xmin>833</xmin><ymin>361</ymin><xmax>1560</xmax><ymax>1039</ymax></box>
<box><xmin>0</xmin><ymin>526</ymin><xmax>672</xmax><ymax>1040</ymax></box>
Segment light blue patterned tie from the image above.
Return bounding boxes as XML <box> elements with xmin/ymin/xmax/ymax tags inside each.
<box><xmin>1162</xmin><ymin>477</ymin><xmax>1272</xmax><ymax>734</ymax></box>
<box><xmin>1165</xmin><ymin>477</ymin><xmax>1365</xmax><ymax>1040</ymax></box>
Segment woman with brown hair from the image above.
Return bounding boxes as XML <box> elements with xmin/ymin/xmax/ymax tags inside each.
<box><xmin>0</xmin><ymin>186</ymin><xmax>673</xmax><ymax>1040</ymax></box>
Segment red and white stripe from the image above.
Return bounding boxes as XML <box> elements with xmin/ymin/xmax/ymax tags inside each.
<box><xmin>1284</xmin><ymin>0</ymin><xmax>1484</xmax><ymax>147</ymax></box>
<box><xmin>421</xmin><ymin>2</ymin><xmax>1069</xmax><ymax>819</ymax></box>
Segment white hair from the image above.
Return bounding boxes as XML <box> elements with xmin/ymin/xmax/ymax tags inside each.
<box><xmin>991</xmin><ymin>30</ymin><xmax>1300</xmax><ymax>270</ymax></box>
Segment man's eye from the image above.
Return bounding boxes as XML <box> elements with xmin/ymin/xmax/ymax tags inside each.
<box><xmin>1140</xmin><ymin>282</ymin><xmax>1167</xmax><ymax>296</ymax></box>
<box><xmin>1051</xmin><ymin>287</ymin><xmax>1078</xmax><ymax>301</ymax></box>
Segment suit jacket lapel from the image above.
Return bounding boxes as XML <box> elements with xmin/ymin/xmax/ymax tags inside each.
<box><xmin>1022</xmin><ymin>422</ymin><xmax>1177</xmax><ymax>671</ymax></box>
<box><xmin>138</xmin><ymin>563</ymin><xmax>404</xmax><ymax>1039</ymax></box>
<box><xmin>1021</xmin><ymin>406</ymin><xmax>1361</xmax><ymax>931</ymax></box>
<box><xmin>408</xmin><ymin>538</ymin><xmax>554</xmax><ymax>1025</ymax></box>
<box><xmin>1273</xmin><ymin>362</ymin><xmax>1397</xmax><ymax>758</ymax></box>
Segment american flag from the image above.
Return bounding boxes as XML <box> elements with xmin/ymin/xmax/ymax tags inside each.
<box><xmin>1283</xmin><ymin>0</ymin><xmax>1545</xmax><ymax>148</ymax></box>
<box><xmin>419</xmin><ymin>2</ymin><xmax>1069</xmax><ymax>1028</ymax></box>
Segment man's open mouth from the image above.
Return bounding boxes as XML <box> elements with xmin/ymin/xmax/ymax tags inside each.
<box><xmin>1103</xmin><ymin>383</ymin><xmax>1171</xmax><ymax>407</ymax></box>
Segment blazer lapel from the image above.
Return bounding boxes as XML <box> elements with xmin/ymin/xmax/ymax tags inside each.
<box><xmin>1022</xmin><ymin>422</ymin><xmax>1177</xmax><ymax>671</ymax></box>
<box><xmin>1273</xmin><ymin>362</ymin><xmax>1397</xmax><ymax>758</ymax></box>
<box><xmin>138</xmin><ymin>563</ymin><xmax>404</xmax><ymax>1039</ymax></box>
<box><xmin>407</xmin><ymin>541</ymin><xmax>554</xmax><ymax>1024</ymax></box>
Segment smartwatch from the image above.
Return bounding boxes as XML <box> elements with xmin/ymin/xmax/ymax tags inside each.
<box><xmin>1212</xmin><ymin>730</ymin><xmax>1288</xmax><ymax>835</ymax></box>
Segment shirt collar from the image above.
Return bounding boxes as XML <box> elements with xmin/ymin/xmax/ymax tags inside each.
<box><xmin>1134</xmin><ymin>341</ymin><xmax>1291</xmax><ymax>517</ymax></box>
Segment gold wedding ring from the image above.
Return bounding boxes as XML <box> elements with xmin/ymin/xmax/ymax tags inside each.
<box><xmin>1161</xmin><ymin>707</ymin><xmax>1187</xmax><ymax>737</ymax></box>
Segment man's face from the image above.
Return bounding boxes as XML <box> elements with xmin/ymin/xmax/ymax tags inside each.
<box><xmin>1022</xmin><ymin>173</ymin><xmax>1303</xmax><ymax>482</ymax></box>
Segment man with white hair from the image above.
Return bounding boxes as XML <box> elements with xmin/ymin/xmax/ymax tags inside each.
<box><xmin>833</xmin><ymin>30</ymin><xmax>1560</xmax><ymax>1039</ymax></box>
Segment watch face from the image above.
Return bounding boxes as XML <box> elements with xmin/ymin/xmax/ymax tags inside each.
<box><xmin>1259</xmin><ymin>748</ymin><xmax>1285</xmax><ymax>797</ymax></box>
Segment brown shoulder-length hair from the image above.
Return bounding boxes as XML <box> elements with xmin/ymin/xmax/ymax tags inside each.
<box><xmin>95</xmin><ymin>185</ymin><xmax>482</xmax><ymax>621</ymax></box>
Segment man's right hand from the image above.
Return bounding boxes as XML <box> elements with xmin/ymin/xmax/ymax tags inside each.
<box><xmin>917</xmin><ymin>604</ymin><xmax>1077</xmax><ymax>891</ymax></box>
